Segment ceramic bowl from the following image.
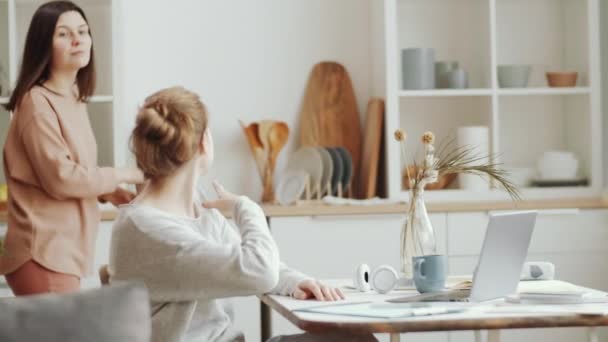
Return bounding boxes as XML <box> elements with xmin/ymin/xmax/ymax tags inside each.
<box><xmin>546</xmin><ymin>71</ymin><xmax>578</xmax><ymax>87</ymax></box>
<box><xmin>537</xmin><ymin>151</ymin><xmax>579</xmax><ymax>180</ymax></box>
<box><xmin>505</xmin><ymin>166</ymin><xmax>535</xmax><ymax>187</ymax></box>
<box><xmin>402</xmin><ymin>165</ymin><xmax>457</xmax><ymax>190</ymax></box>
<box><xmin>498</xmin><ymin>64</ymin><xmax>531</xmax><ymax>88</ymax></box>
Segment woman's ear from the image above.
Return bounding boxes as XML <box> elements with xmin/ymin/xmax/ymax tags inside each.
<box><xmin>199</xmin><ymin>128</ymin><xmax>213</xmax><ymax>157</ymax></box>
<box><xmin>198</xmin><ymin>128</ymin><xmax>208</xmax><ymax>155</ymax></box>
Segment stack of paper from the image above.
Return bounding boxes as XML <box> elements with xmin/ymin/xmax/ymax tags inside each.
<box><xmin>509</xmin><ymin>280</ymin><xmax>597</xmax><ymax>304</ymax></box>
<box><xmin>507</xmin><ymin>292</ymin><xmax>587</xmax><ymax>304</ymax></box>
<box><xmin>393</xmin><ymin>275</ymin><xmax>472</xmax><ymax>291</ymax></box>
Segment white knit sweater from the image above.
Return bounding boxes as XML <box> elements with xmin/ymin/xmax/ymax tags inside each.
<box><xmin>109</xmin><ymin>197</ymin><xmax>309</xmax><ymax>342</ymax></box>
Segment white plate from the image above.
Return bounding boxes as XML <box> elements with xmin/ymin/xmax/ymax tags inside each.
<box><xmin>315</xmin><ymin>147</ymin><xmax>334</xmax><ymax>195</ymax></box>
<box><xmin>336</xmin><ymin>147</ymin><xmax>353</xmax><ymax>191</ymax></box>
<box><xmin>276</xmin><ymin>170</ymin><xmax>309</xmax><ymax>205</ymax></box>
<box><xmin>326</xmin><ymin>147</ymin><xmax>343</xmax><ymax>195</ymax></box>
<box><xmin>286</xmin><ymin>147</ymin><xmax>323</xmax><ymax>196</ymax></box>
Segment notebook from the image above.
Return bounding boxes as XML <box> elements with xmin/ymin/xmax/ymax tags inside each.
<box><xmin>506</xmin><ymin>280</ymin><xmax>608</xmax><ymax>304</ymax></box>
<box><xmin>294</xmin><ymin>301</ymin><xmax>466</xmax><ymax>319</ymax></box>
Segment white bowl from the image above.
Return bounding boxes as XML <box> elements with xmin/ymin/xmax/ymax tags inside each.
<box><xmin>537</xmin><ymin>151</ymin><xmax>579</xmax><ymax>180</ymax></box>
<box><xmin>540</xmin><ymin>151</ymin><xmax>576</xmax><ymax>164</ymax></box>
<box><xmin>506</xmin><ymin>167</ymin><xmax>535</xmax><ymax>187</ymax></box>
<box><xmin>538</xmin><ymin>160</ymin><xmax>578</xmax><ymax>180</ymax></box>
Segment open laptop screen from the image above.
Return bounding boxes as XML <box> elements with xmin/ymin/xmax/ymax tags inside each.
<box><xmin>469</xmin><ymin>211</ymin><xmax>538</xmax><ymax>302</ymax></box>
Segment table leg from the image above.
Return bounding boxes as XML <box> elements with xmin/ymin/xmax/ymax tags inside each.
<box><xmin>474</xmin><ymin>330</ymin><xmax>482</xmax><ymax>342</ymax></box>
<box><xmin>389</xmin><ymin>333</ymin><xmax>401</xmax><ymax>342</ymax></box>
<box><xmin>488</xmin><ymin>330</ymin><xmax>501</xmax><ymax>342</ymax></box>
<box><xmin>261</xmin><ymin>215</ymin><xmax>272</xmax><ymax>342</ymax></box>
<box><xmin>261</xmin><ymin>302</ymin><xmax>272</xmax><ymax>342</ymax></box>
<box><xmin>588</xmin><ymin>327</ymin><xmax>599</xmax><ymax>342</ymax></box>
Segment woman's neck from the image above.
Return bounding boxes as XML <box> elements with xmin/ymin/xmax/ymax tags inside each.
<box><xmin>43</xmin><ymin>71</ymin><xmax>78</xmax><ymax>98</ymax></box>
<box><xmin>139</xmin><ymin>162</ymin><xmax>199</xmax><ymax>218</ymax></box>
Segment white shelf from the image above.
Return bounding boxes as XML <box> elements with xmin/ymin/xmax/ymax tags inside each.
<box><xmin>398</xmin><ymin>88</ymin><xmax>590</xmax><ymax>98</ymax></box>
<box><xmin>379</xmin><ymin>0</ymin><xmax>602</xmax><ymax>201</ymax></box>
<box><xmin>498</xmin><ymin>87</ymin><xmax>591</xmax><ymax>96</ymax></box>
<box><xmin>399</xmin><ymin>89</ymin><xmax>493</xmax><ymax>97</ymax></box>
<box><xmin>398</xmin><ymin>186</ymin><xmax>599</xmax><ymax>203</ymax></box>
<box><xmin>0</xmin><ymin>97</ymin><xmax>7</xmax><ymax>105</ymax></box>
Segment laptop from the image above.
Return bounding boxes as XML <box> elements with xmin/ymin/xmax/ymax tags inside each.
<box><xmin>389</xmin><ymin>210</ymin><xmax>538</xmax><ymax>303</ymax></box>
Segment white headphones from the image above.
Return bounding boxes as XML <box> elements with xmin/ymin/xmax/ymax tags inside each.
<box><xmin>353</xmin><ymin>264</ymin><xmax>402</xmax><ymax>294</ymax></box>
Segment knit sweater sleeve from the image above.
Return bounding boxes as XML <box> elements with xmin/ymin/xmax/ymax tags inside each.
<box><xmin>109</xmin><ymin>197</ymin><xmax>280</xmax><ymax>302</ymax></box>
<box><xmin>271</xmin><ymin>262</ymin><xmax>313</xmax><ymax>296</ymax></box>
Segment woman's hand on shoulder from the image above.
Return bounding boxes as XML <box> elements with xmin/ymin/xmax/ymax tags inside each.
<box><xmin>292</xmin><ymin>279</ymin><xmax>345</xmax><ymax>301</ymax></box>
<box><xmin>202</xmin><ymin>181</ymin><xmax>241</xmax><ymax>212</ymax></box>
<box><xmin>99</xmin><ymin>187</ymin><xmax>136</xmax><ymax>207</ymax></box>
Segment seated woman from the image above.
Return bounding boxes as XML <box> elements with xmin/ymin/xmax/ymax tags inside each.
<box><xmin>108</xmin><ymin>87</ymin><xmax>376</xmax><ymax>342</ymax></box>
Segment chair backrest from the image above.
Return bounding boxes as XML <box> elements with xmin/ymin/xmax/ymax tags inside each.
<box><xmin>0</xmin><ymin>282</ymin><xmax>151</xmax><ymax>342</ymax></box>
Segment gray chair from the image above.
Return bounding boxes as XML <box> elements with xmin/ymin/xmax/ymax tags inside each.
<box><xmin>0</xmin><ymin>281</ymin><xmax>151</xmax><ymax>342</ymax></box>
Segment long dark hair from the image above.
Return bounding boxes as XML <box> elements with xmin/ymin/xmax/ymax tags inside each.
<box><xmin>4</xmin><ymin>0</ymin><xmax>95</xmax><ymax>111</ymax></box>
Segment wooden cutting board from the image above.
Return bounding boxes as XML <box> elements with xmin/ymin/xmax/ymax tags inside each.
<box><xmin>299</xmin><ymin>62</ymin><xmax>362</xmax><ymax>197</ymax></box>
<box><xmin>359</xmin><ymin>98</ymin><xmax>385</xmax><ymax>199</ymax></box>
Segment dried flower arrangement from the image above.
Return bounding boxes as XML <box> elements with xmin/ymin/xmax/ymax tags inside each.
<box><xmin>394</xmin><ymin>128</ymin><xmax>521</xmax><ymax>277</ymax></box>
<box><xmin>394</xmin><ymin>129</ymin><xmax>521</xmax><ymax>201</ymax></box>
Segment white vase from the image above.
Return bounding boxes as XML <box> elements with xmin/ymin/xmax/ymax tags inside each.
<box><xmin>401</xmin><ymin>189</ymin><xmax>437</xmax><ymax>279</ymax></box>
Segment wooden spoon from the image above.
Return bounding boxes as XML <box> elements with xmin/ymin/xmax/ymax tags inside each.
<box><xmin>258</xmin><ymin>120</ymin><xmax>281</xmax><ymax>203</ymax></box>
<box><xmin>239</xmin><ymin>120</ymin><xmax>266</xmax><ymax>178</ymax></box>
<box><xmin>258</xmin><ymin>120</ymin><xmax>274</xmax><ymax>165</ymax></box>
<box><xmin>268</xmin><ymin>121</ymin><xmax>290</xmax><ymax>174</ymax></box>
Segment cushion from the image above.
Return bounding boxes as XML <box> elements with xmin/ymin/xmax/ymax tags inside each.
<box><xmin>0</xmin><ymin>282</ymin><xmax>151</xmax><ymax>342</ymax></box>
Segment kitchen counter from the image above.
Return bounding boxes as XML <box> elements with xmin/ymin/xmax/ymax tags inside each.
<box><xmin>260</xmin><ymin>197</ymin><xmax>608</xmax><ymax>217</ymax></box>
<box><xmin>0</xmin><ymin>197</ymin><xmax>606</xmax><ymax>222</ymax></box>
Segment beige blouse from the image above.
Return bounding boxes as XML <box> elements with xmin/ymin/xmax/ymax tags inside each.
<box><xmin>0</xmin><ymin>86</ymin><xmax>119</xmax><ymax>277</ymax></box>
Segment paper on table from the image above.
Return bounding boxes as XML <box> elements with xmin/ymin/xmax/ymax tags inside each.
<box><xmin>294</xmin><ymin>301</ymin><xmax>466</xmax><ymax>319</ymax></box>
<box><xmin>507</xmin><ymin>292</ymin><xmax>608</xmax><ymax>305</ymax></box>
<box><xmin>517</xmin><ymin>280</ymin><xmax>591</xmax><ymax>296</ymax></box>
<box><xmin>506</xmin><ymin>293</ymin><xmax>586</xmax><ymax>305</ymax></box>
<box><xmin>447</xmin><ymin>276</ymin><xmax>473</xmax><ymax>290</ymax></box>
<box><xmin>502</xmin><ymin>281</ymin><xmax>608</xmax><ymax>305</ymax></box>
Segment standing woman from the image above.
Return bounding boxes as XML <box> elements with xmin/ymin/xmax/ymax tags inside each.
<box><xmin>0</xmin><ymin>1</ymin><xmax>143</xmax><ymax>295</ymax></box>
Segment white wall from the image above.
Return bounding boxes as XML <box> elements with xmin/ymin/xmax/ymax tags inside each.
<box><xmin>0</xmin><ymin>1</ymin><xmax>8</xmax><ymax>96</ymax></box>
<box><xmin>0</xmin><ymin>1</ymin><xmax>9</xmax><ymax>182</ymax></box>
<box><xmin>602</xmin><ymin>0</ymin><xmax>608</xmax><ymax>190</ymax></box>
<box><xmin>115</xmin><ymin>0</ymin><xmax>372</xmax><ymax>199</ymax></box>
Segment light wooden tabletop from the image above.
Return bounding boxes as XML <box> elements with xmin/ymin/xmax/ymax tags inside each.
<box><xmin>260</xmin><ymin>280</ymin><xmax>608</xmax><ymax>335</ymax></box>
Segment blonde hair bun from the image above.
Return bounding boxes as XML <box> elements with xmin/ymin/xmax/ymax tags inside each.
<box><xmin>130</xmin><ymin>86</ymin><xmax>208</xmax><ymax>179</ymax></box>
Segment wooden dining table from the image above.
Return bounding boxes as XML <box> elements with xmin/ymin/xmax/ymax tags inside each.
<box><xmin>259</xmin><ymin>279</ymin><xmax>608</xmax><ymax>342</ymax></box>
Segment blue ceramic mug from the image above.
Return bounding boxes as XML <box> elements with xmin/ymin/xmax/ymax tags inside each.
<box><xmin>413</xmin><ymin>254</ymin><xmax>446</xmax><ymax>293</ymax></box>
